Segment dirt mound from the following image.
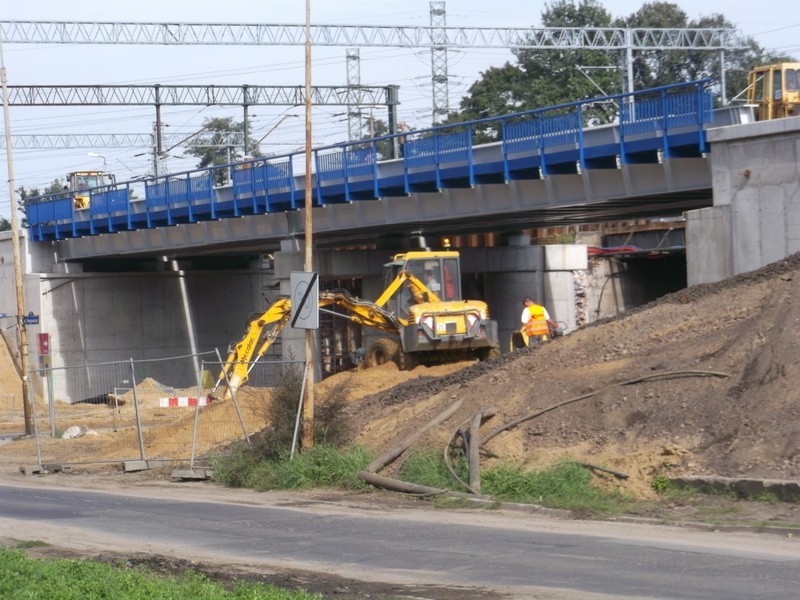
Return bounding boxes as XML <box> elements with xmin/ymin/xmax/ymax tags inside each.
<box><xmin>341</xmin><ymin>253</ymin><xmax>800</xmax><ymax>498</ymax></box>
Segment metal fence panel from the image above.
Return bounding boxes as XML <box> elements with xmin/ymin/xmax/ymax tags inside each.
<box><xmin>22</xmin><ymin>353</ymin><xmax>304</xmax><ymax>470</ymax></box>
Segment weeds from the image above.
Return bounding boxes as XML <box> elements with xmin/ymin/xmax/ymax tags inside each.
<box><xmin>399</xmin><ymin>450</ymin><xmax>469</xmax><ymax>491</ymax></box>
<box><xmin>0</xmin><ymin>549</ymin><xmax>319</xmax><ymax>599</ymax></box>
<box><xmin>399</xmin><ymin>452</ymin><xmax>630</xmax><ymax>516</ymax></box>
<box><xmin>14</xmin><ymin>540</ymin><xmax>48</xmax><ymax>549</ymax></box>
<box><xmin>213</xmin><ymin>367</ymin><xmax>366</xmax><ymax>490</ymax></box>
<box><xmin>214</xmin><ymin>445</ymin><xmax>371</xmax><ymax>491</ymax></box>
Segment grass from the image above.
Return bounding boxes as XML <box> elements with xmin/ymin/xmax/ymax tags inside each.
<box><xmin>400</xmin><ymin>451</ymin><xmax>632</xmax><ymax>516</ymax></box>
<box><xmin>213</xmin><ymin>444</ymin><xmax>372</xmax><ymax>492</ymax></box>
<box><xmin>14</xmin><ymin>540</ymin><xmax>48</xmax><ymax>549</ymax></box>
<box><xmin>398</xmin><ymin>449</ymin><xmax>469</xmax><ymax>491</ymax></box>
<box><xmin>0</xmin><ymin>548</ymin><xmax>320</xmax><ymax>599</ymax></box>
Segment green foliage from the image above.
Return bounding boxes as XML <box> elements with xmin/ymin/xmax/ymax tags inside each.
<box><xmin>313</xmin><ymin>376</ymin><xmax>350</xmax><ymax>448</ymax></box>
<box><xmin>752</xmin><ymin>490</ymin><xmax>781</xmax><ymax>504</ymax></box>
<box><xmin>358</xmin><ymin>116</ymin><xmax>396</xmax><ymax>159</ymax></box>
<box><xmin>650</xmin><ymin>475</ymin><xmax>673</xmax><ymax>494</ymax></box>
<box><xmin>0</xmin><ymin>217</ymin><xmax>10</xmax><ymax>232</ymax></box>
<box><xmin>401</xmin><ymin>453</ymin><xmax>630</xmax><ymax>516</ymax></box>
<box><xmin>242</xmin><ymin>365</ymin><xmax>351</xmax><ymax>463</ymax></box>
<box><xmin>253</xmin><ymin>365</ymin><xmax>305</xmax><ymax>460</ymax></box>
<box><xmin>265</xmin><ymin>445</ymin><xmax>371</xmax><ymax>490</ymax></box>
<box><xmin>0</xmin><ymin>548</ymin><xmax>320</xmax><ymax>599</ymax></box>
<box><xmin>450</xmin><ymin>1</ymin><xmax>795</xmax><ymax>125</ymax></box>
<box><xmin>213</xmin><ymin>445</ymin><xmax>371</xmax><ymax>491</ymax></box>
<box><xmin>399</xmin><ymin>450</ymin><xmax>469</xmax><ymax>490</ymax></box>
<box><xmin>185</xmin><ymin>117</ymin><xmax>258</xmax><ymax>185</ymax></box>
<box><xmin>482</xmin><ymin>461</ymin><xmax>629</xmax><ymax>513</ymax></box>
<box><xmin>213</xmin><ymin>365</ymin><xmax>357</xmax><ymax>490</ymax></box>
<box><xmin>14</xmin><ymin>540</ymin><xmax>48</xmax><ymax>549</ymax></box>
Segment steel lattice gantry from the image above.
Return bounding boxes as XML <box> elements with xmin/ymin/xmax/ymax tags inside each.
<box><xmin>0</xmin><ymin>20</ymin><xmax>747</xmax><ymax>117</ymax></box>
<box><xmin>0</xmin><ymin>133</ymin><xmax>245</xmax><ymax>150</ymax></box>
<box><xmin>0</xmin><ymin>21</ymin><xmax>743</xmax><ymax>49</ymax></box>
<box><xmin>4</xmin><ymin>84</ymin><xmax>395</xmax><ymax>107</ymax></box>
<box><xmin>6</xmin><ymin>83</ymin><xmax>400</xmax><ymax>158</ymax></box>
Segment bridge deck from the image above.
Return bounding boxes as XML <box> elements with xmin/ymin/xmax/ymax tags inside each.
<box><xmin>26</xmin><ymin>81</ymin><xmax>713</xmax><ymax>243</ymax></box>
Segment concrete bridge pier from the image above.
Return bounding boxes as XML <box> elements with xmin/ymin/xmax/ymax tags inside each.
<box><xmin>687</xmin><ymin>116</ymin><xmax>800</xmax><ymax>285</ymax></box>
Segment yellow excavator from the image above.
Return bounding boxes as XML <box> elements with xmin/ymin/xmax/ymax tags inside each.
<box><xmin>210</xmin><ymin>249</ymin><xmax>500</xmax><ymax>399</ymax></box>
<box><xmin>745</xmin><ymin>62</ymin><xmax>800</xmax><ymax>121</ymax></box>
<box><xmin>68</xmin><ymin>170</ymin><xmax>117</xmax><ymax>209</ymax></box>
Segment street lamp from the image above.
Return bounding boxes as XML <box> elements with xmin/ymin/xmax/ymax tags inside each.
<box><xmin>87</xmin><ymin>152</ymin><xmax>108</xmax><ymax>172</ymax></box>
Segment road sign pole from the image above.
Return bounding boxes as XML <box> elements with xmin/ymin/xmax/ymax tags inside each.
<box><xmin>302</xmin><ymin>0</ymin><xmax>315</xmax><ymax>451</ymax></box>
<box><xmin>0</xmin><ymin>34</ymin><xmax>32</xmax><ymax>435</ymax></box>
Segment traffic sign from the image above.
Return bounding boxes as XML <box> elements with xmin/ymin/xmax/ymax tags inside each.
<box><xmin>290</xmin><ymin>271</ymin><xmax>319</xmax><ymax>329</ymax></box>
<box><xmin>22</xmin><ymin>311</ymin><xmax>39</xmax><ymax>326</ymax></box>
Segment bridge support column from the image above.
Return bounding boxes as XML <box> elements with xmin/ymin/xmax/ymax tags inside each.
<box><xmin>688</xmin><ymin>116</ymin><xmax>800</xmax><ymax>286</ymax></box>
<box><xmin>462</xmin><ymin>243</ymin><xmax>586</xmax><ymax>352</ymax></box>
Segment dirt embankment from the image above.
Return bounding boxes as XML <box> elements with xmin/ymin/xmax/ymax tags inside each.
<box><xmin>335</xmin><ymin>253</ymin><xmax>800</xmax><ymax>498</ymax></box>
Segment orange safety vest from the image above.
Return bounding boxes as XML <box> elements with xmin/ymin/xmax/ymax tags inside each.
<box><xmin>523</xmin><ymin>304</ymin><xmax>550</xmax><ymax>337</ymax></box>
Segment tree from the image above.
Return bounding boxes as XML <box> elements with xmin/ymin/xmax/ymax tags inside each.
<box><xmin>0</xmin><ymin>217</ymin><xmax>10</xmax><ymax>232</ymax></box>
<box><xmin>16</xmin><ymin>179</ymin><xmax>66</xmax><ymax>228</ymax></box>
<box><xmin>450</xmin><ymin>0</ymin><xmax>796</xmax><ymax>128</ymax></box>
<box><xmin>616</xmin><ymin>2</ymin><xmax>796</xmax><ymax>103</ymax></box>
<box><xmin>359</xmin><ymin>115</ymin><xmax>395</xmax><ymax>160</ymax></box>
<box><xmin>185</xmin><ymin>117</ymin><xmax>259</xmax><ymax>185</ymax></box>
<box><xmin>451</xmin><ymin>0</ymin><xmax>619</xmax><ymax>140</ymax></box>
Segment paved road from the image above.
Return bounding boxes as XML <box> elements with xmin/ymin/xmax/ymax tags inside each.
<box><xmin>2</xmin><ymin>482</ymin><xmax>799</xmax><ymax>599</ymax></box>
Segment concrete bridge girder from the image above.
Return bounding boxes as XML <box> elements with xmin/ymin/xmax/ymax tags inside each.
<box><xmin>53</xmin><ymin>156</ymin><xmax>711</xmax><ymax>263</ymax></box>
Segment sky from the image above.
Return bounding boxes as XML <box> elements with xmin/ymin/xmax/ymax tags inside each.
<box><xmin>1</xmin><ymin>0</ymin><xmax>798</xmax><ymax>219</ymax></box>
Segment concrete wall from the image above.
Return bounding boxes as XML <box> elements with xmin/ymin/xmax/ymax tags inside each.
<box><xmin>687</xmin><ymin>117</ymin><xmax>800</xmax><ymax>285</ymax></box>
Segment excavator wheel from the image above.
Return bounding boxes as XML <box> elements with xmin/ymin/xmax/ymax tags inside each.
<box><xmin>396</xmin><ymin>350</ymin><xmax>420</xmax><ymax>371</ymax></box>
<box><xmin>365</xmin><ymin>338</ymin><xmax>399</xmax><ymax>368</ymax></box>
<box><xmin>478</xmin><ymin>346</ymin><xmax>501</xmax><ymax>361</ymax></box>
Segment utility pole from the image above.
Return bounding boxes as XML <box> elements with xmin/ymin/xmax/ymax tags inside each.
<box><xmin>301</xmin><ymin>0</ymin><xmax>315</xmax><ymax>451</ymax></box>
<box><xmin>0</xmin><ymin>35</ymin><xmax>31</xmax><ymax>435</ymax></box>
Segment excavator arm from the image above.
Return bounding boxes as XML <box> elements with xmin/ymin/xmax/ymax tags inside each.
<box><xmin>210</xmin><ymin>298</ymin><xmax>292</xmax><ymax>400</ymax></box>
<box><xmin>210</xmin><ymin>282</ymin><xmax>421</xmax><ymax>399</ymax></box>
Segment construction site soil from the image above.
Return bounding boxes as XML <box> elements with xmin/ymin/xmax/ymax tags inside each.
<box><xmin>4</xmin><ymin>253</ymin><xmax>800</xmax><ymax>598</ymax></box>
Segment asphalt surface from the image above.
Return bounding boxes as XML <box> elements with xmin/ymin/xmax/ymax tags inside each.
<box><xmin>2</xmin><ymin>482</ymin><xmax>800</xmax><ymax>599</ymax></box>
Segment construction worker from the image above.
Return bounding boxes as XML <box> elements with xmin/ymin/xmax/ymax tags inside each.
<box><xmin>520</xmin><ymin>297</ymin><xmax>557</xmax><ymax>345</ymax></box>
<box><xmin>424</xmin><ymin>270</ymin><xmax>441</xmax><ymax>293</ymax></box>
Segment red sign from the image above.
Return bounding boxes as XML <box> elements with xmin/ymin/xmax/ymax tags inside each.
<box><xmin>37</xmin><ymin>333</ymin><xmax>50</xmax><ymax>355</ymax></box>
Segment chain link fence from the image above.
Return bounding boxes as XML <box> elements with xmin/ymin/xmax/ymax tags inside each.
<box><xmin>20</xmin><ymin>352</ymin><xmax>305</xmax><ymax>470</ymax></box>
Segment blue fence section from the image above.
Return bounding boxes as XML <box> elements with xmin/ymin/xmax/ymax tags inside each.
<box><xmin>25</xmin><ymin>80</ymin><xmax>713</xmax><ymax>243</ymax></box>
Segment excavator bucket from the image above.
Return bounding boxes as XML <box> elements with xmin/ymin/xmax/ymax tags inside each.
<box><xmin>510</xmin><ymin>331</ymin><xmax>528</xmax><ymax>351</ymax></box>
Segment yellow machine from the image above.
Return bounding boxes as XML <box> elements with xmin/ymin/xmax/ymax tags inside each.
<box><xmin>746</xmin><ymin>62</ymin><xmax>800</xmax><ymax>121</ymax></box>
<box><xmin>211</xmin><ymin>250</ymin><xmax>500</xmax><ymax>399</ymax></box>
<box><xmin>67</xmin><ymin>171</ymin><xmax>117</xmax><ymax>209</ymax></box>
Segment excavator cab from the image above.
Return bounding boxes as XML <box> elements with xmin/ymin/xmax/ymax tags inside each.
<box><xmin>382</xmin><ymin>251</ymin><xmax>462</xmax><ymax>316</ymax></box>
<box><xmin>68</xmin><ymin>170</ymin><xmax>117</xmax><ymax>210</ymax></box>
<box><xmin>747</xmin><ymin>62</ymin><xmax>800</xmax><ymax>120</ymax></box>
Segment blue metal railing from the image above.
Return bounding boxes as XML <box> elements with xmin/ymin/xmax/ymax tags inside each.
<box><xmin>25</xmin><ymin>80</ymin><xmax>713</xmax><ymax>242</ymax></box>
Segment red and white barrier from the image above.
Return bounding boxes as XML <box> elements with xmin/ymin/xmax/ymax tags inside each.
<box><xmin>158</xmin><ymin>397</ymin><xmax>212</xmax><ymax>408</ymax></box>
